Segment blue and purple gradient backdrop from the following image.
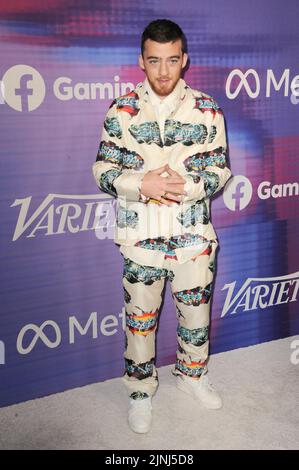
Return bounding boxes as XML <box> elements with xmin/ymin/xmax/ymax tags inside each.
<box><xmin>0</xmin><ymin>0</ymin><xmax>298</xmax><ymax>406</ymax></box>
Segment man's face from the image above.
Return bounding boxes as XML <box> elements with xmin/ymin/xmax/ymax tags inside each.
<box><xmin>138</xmin><ymin>38</ymin><xmax>188</xmax><ymax>99</ymax></box>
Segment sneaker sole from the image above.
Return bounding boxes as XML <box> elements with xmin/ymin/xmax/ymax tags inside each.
<box><xmin>128</xmin><ymin>420</ymin><xmax>152</xmax><ymax>434</ymax></box>
<box><xmin>129</xmin><ymin>426</ymin><xmax>151</xmax><ymax>434</ymax></box>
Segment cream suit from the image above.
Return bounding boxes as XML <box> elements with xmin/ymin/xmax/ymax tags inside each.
<box><xmin>92</xmin><ymin>76</ymin><xmax>232</xmax><ymax>400</ymax></box>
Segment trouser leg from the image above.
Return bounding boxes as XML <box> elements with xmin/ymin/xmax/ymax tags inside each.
<box><xmin>121</xmin><ymin>255</ymin><xmax>169</xmax><ymax>399</ymax></box>
<box><xmin>170</xmin><ymin>240</ymin><xmax>219</xmax><ymax>379</ymax></box>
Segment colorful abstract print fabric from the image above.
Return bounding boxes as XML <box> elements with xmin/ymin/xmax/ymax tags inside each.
<box><xmin>121</xmin><ymin>239</ymin><xmax>218</xmax><ymax>399</ymax></box>
<box><xmin>92</xmin><ymin>77</ymin><xmax>232</xmax><ymax>264</ymax></box>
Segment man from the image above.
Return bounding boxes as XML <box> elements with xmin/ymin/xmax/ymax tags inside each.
<box><xmin>92</xmin><ymin>19</ymin><xmax>232</xmax><ymax>434</ymax></box>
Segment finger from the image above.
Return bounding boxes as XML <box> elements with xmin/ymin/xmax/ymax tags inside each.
<box><xmin>166</xmin><ymin>165</ymin><xmax>182</xmax><ymax>176</ymax></box>
<box><xmin>172</xmin><ymin>172</ymin><xmax>185</xmax><ymax>180</ymax></box>
<box><xmin>159</xmin><ymin>197</ymin><xmax>174</xmax><ymax>206</ymax></box>
<box><xmin>163</xmin><ymin>189</ymin><xmax>185</xmax><ymax>201</ymax></box>
<box><xmin>164</xmin><ymin>194</ymin><xmax>182</xmax><ymax>202</ymax></box>
<box><xmin>165</xmin><ymin>177</ymin><xmax>186</xmax><ymax>184</ymax></box>
<box><xmin>165</xmin><ymin>184</ymin><xmax>187</xmax><ymax>194</ymax></box>
<box><xmin>165</xmin><ymin>169</ymin><xmax>178</xmax><ymax>178</ymax></box>
<box><xmin>165</xmin><ymin>165</ymin><xmax>175</xmax><ymax>173</ymax></box>
<box><xmin>165</xmin><ymin>190</ymin><xmax>184</xmax><ymax>197</ymax></box>
<box><xmin>152</xmin><ymin>164</ymin><xmax>168</xmax><ymax>174</ymax></box>
<box><xmin>166</xmin><ymin>170</ymin><xmax>185</xmax><ymax>181</ymax></box>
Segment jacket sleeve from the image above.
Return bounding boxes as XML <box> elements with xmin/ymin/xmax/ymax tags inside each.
<box><xmin>182</xmin><ymin>101</ymin><xmax>232</xmax><ymax>202</ymax></box>
<box><xmin>92</xmin><ymin>100</ymin><xmax>147</xmax><ymax>202</ymax></box>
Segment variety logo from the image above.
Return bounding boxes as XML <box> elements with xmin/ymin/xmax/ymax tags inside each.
<box><xmin>224</xmin><ymin>176</ymin><xmax>298</xmax><ymax>211</ymax></box>
<box><xmin>226</xmin><ymin>68</ymin><xmax>299</xmax><ymax>101</ymax></box>
<box><xmin>10</xmin><ymin>191</ymin><xmax>227</xmax><ymax>241</ymax></box>
<box><xmin>221</xmin><ymin>271</ymin><xmax>299</xmax><ymax>317</ymax></box>
<box><xmin>10</xmin><ymin>178</ymin><xmax>298</xmax><ymax>240</ymax></box>
<box><xmin>10</xmin><ymin>193</ymin><xmax>116</xmax><ymax>241</ymax></box>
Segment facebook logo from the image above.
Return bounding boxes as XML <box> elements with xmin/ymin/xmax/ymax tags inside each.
<box><xmin>1</xmin><ymin>65</ymin><xmax>46</xmax><ymax>112</ymax></box>
<box><xmin>0</xmin><ymin>80</ymin><xmax>5</xmax><ymax>104</ymax></box>
<box><xmin>232</xmin><ymin>180</ymin><xmax>246</xmax><ymax>210</ymax></box>
<box><xmin>223</xmin><ymin>175</ymin><xmax>252</xmax><ymax>211</ymax></box>
<box><xmin>15</xmin><ymin>73</ymin><xmax>34</xmax><ymax>112</ymax></box>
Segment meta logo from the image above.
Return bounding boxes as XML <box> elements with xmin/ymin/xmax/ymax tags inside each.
<box><xmin>226</xmin><ymin>68</ymin><xmax>299</xmax><ymax>102</ymax></box>
<box><xmin>1</xmin><ymin>64</ymin><xmax>46</xmax><ymax>112</ymax></box>
<box><xmin>16</xmin><ymin>310</ymin><xmax>126</xmax><ymax>355</ymax></box>
<box><xmin>223</xmin><ymin>176</ymin><xmax>298</xmax><ymax>211</ymax></box>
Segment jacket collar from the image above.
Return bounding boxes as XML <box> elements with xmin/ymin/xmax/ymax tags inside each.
<box><xmin>144</xmin><ymin>76</ymin><xmax>182</xmax><ymax>108</ymax></box>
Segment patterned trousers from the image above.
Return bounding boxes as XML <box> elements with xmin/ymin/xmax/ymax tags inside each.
<box><xmin>121</xmin><ymin>239</ymin><xmax>218</xmax><ymax>400</ymax></box>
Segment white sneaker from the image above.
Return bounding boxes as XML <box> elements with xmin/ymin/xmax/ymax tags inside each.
<box><xmin>128</xmin><ymin>396</ymin><xmax>152</xmax><ymax>433</ymax></box>
<box><xmin>176</xmin><ymin>373</ymin><xmax>223</xmax><ymax>409</ymax></box>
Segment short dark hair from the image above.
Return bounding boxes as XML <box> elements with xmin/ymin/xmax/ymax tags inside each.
<box><xmin>141</xmin><ymin>19</ymin><xmax>188</xmax><ymax>56</ymax></box>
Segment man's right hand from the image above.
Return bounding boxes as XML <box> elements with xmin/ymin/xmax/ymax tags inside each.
<box><xmin>140</xmin><ymin>164</ymin><xmax>187</xmax><ymax>207</ymax></box>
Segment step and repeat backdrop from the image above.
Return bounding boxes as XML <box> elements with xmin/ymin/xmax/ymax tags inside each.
<box><xmin>0</xmin><ymin>0</ymin><xmax>298</xmax><ymax>407</ymax></box>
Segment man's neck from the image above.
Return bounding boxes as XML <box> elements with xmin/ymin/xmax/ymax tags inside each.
<box><xmin>145</xmin><ymin>78</ymin><xmax>181</xmax><ymax>103</ymax></box>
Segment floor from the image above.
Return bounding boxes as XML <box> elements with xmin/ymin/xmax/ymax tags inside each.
<box><xmin>0</xmin><ymin>335</ymin><xmax>298</xmax><ymax>450</ymax></box>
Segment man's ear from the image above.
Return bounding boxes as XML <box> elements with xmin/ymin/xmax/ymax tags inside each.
<box><xmin>182</xmin><ymin>53</ymin><xmax>188</xmax><ymax>68</ymax></box>
<box><xmin>138</xmin><ymin>54</ymin><xmax>145</xmax><ymax>70</ymax></box>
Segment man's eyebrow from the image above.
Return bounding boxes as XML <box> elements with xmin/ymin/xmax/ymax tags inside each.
<box><xmin>146</xmin><ymin>55</ymin><xmax>181</xmax><ymax>60</ymax></box>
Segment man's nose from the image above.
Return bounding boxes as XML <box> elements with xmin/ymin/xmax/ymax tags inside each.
<box><xmin>159</xmin><ymin>61</ymin><xmax>169</xmax><ymax>76</ymax></box>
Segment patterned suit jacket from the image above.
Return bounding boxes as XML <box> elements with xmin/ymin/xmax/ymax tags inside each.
<box><xmin>92</xmin><ymin>77</ymin><xmax>232</xmax><ymax>267</ymax></box>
